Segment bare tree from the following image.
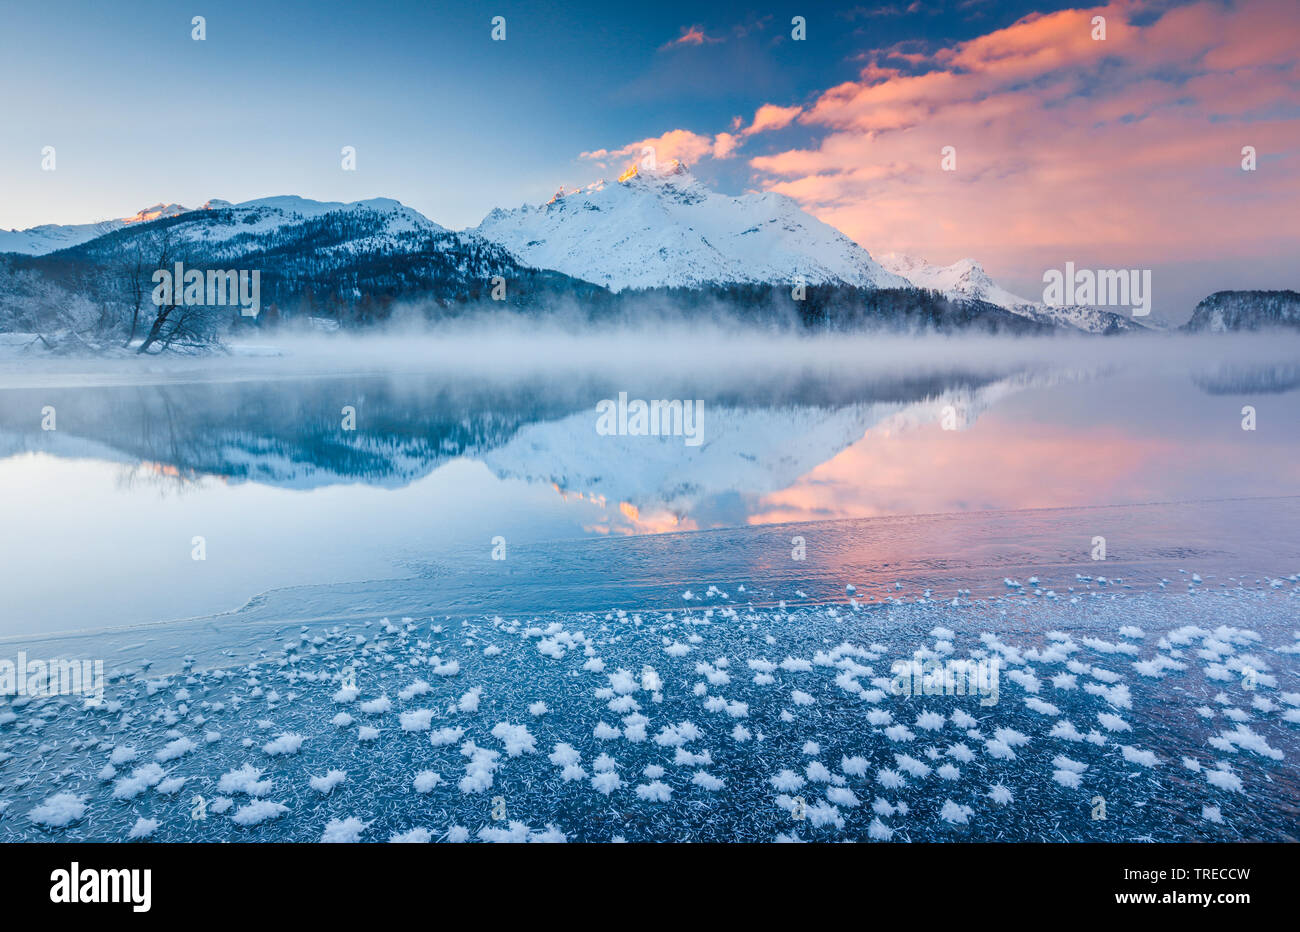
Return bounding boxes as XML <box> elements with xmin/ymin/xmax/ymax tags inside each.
<box><xmin>123</xmin><ymin>241</ymin><xmax>148</xmax><ymax>347</ymax></box>
<box><xmin>137</xmin><ymin>235</ymin><xmax>174</xmax><ymax>354</ymax></box>
<box><xmin>137</xmin><ymin>235</ymin><xmax>222</xmax><ymax>353</ymax></box>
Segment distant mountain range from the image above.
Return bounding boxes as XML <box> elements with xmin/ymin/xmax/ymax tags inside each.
<box><xmin>30</xmin><ymin>195</ymin><xmax>596</xmax><ymax>316</ymax></box>
<box><xmin>0</xmin><ymin>203</ymin><xmax>189</xmax><ymax>255</ymax></box>
<box><xmin>2</xmin><ymin>162</ymin><xmax>1286</xmax><ymax>340</ymax></box>
<box><xmin>874</xmin><ymin>252</ymin><xmax>1139</xmax><ymax>333</ymax></box>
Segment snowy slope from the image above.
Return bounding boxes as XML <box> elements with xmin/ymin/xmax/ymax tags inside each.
<box><xmin>185</xmin><ymin>196</ymin><xmax>446</xmax><ymax>247</ymax></box>
<box><xmin>0</xmin><ymin>198</ymin><xmax>445</xmax><ymax>258</ymax></box>
<box><xmin>879</xmin><ymin>252</ymin><xmax>1145</xmax><ymax>334</ymax></box>
<box><xmin>472</xmin><ymin>163</ymin><xmax>1137</xmax><ymax>332</ymax></box>
<box><xmin>878</xmin><ymin>253</ymin><xmax>1034</xmax><ymax>310</ymax></box>
<box><xmin>0</xmin><ymin>204</ymin><xmax>190</xmax><ymax>255</ymax></box>
<box><xmin>474</xmin><ymin>160</ymin><xmax>911</xmax><ymax>292</ymax></box>
<box><xmin>26</xmin><ymin>195</ymin><xmax>594</xmax><ymax>324</ymax></box>
<box><xmin>5</xmin><ymin>187</ymin><xmax>1153</xmax><ymax>334</ymax></box>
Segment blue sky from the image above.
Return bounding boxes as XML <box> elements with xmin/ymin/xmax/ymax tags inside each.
<box><xmin>2</xmin><ymin>0</ymin><xmax>1295</xmax><ymax>317</ymax></box>
<box><xmin>0</xmin><ymin>0</ymin><xmax>1077</xmax><ymax>230</ymax></box>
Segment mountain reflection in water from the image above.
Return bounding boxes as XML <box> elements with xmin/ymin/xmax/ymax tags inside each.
<box><xmin>0</xmin><ymin>342</ymin><xmax>1298</xmax><ymax>632</ymax></box>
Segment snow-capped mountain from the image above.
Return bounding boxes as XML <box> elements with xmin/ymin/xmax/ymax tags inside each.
<box><xmin>0</xmin><ymin>203</ymin><xmax>190</xmax><ymax>255</ymax></box>
<box><xmin>185</xmin><ymin>196</ymin><xmax>446</xmax><ymax>248</ymax></box>
<box><xmin>36</xmin><ymin>195</ymin><xmax>594</xmax><ymax>311</ymax></box>
<box><xmin>3</xmin><ymin>183</ymin><xmax>1158</xmax><ymax>335</ymax></box>
<box><xmin>471</xmin><ymin>163</ymin><xmax>1139</xmax><ymax>332</ymax></box>
<box><xmin>879</xmin><ymin>252</ymin><xmax>1144</xmax><ymax>334</ymax></box>
<box><xmin>1</xmin><ymin>196</ymin><xmax>447</xmax><ymax>260</ymax></box>
<box><xmin>474</xmin><ymin>160</ymin><xmax>912</xmax><ymax>292</ymax></box>
<box><xmin>878</xmin><ymin>253</ymin><xmax>1035</xmax><ymax>310</ymax></box>
<box><xmin>59</xmin><ymin>196</ymin><xmax>448</xmax><ymax>257</ymax></box>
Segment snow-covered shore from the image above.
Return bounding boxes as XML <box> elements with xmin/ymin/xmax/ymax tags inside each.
<box><xmin>4</xmin><ymin>580</ymin><xmax>1296</xmax><ymax>843</ymax></box>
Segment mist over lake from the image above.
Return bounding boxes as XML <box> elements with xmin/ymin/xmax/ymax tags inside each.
<box><xmin>3</xmin><ymin>328</ymin><xmax>1298</xmax><ymax>634</ymax></box>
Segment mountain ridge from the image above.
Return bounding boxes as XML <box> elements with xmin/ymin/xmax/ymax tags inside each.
<box><xmin>0</xmin><ymin>176</ymin><xmax>1213</xmax><ymax>338</ymax></box>
<box><xmin>0</xmin><ymin>203</ymin><xmax>191</xmax><ymax>255</ymax></box>
<box><xmin>876</xmin><ymin>252</ymin><xmax>1144</xmax><ymax>334</ymax></box>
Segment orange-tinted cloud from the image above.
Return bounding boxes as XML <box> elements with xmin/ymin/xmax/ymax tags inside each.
<box><xmin>663</xmin><ymin>25</ymin><xmax>722</xmax><ymax>49</ymax></box>
<box><xmin>744</xmin><ymin>0</ymin><xmax>1299</xmax><ymax>279</ymax></box>
<box><xmin>743</xmin><ymin>103</ymin><xmax>803</xmax><ymax>135</ymax></box>
<box><xmin>581</xmin><ymin>103</ymin><xmax>804</xmax><ymax>173</ymax></box>
<box><xmin>581</xmin><ymin>128</ymin><xmax>728</xmax><ymax>167</ymax></box>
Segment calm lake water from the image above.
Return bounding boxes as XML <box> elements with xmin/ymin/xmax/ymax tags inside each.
<box><xmin>0</xmin><ymin>331</ymin><xmax>1298</xmax><ymax>636</ymax></box>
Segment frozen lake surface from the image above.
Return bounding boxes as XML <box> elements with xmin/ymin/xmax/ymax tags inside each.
<box><xmin>3</xmin><ymin>582</ymin><xmax>1297</xmax><ymax>842</ymax></box>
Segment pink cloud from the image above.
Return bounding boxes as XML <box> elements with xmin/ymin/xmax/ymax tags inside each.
<box><xmin>581</xmin><ymin>128</ymin><xmax>721</xmax><ymax>167</ymax></box>
<box><xmin>741</xmin><ymin>0</ymin><xmax>1299</xmax><ymax>280</ymax></box>
<box><xmin>743</xmin><ymin>103</ymin><xmax>803</xmax><ymax>135</ymax></box>
<box><xmin>662</xmin><ymin>25</ymin><xmax>722</xmax><ymax>49</ymax></box>
<box><xmin>711</xmin><ymin>132</ymin><xmax>741</xmax><ymax>159</ymax></box>
<box><xmin>580</xmin><ymin>103</ymin><xmax>805</xmax><ymax>175</ymax></box>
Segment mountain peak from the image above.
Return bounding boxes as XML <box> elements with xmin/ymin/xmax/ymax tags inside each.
<box><xmin>618</xmin><ymin>160</ymin><xmax>708</xmax><ymax>204</ymax></box>
<box><xmin>617</xmin><ymin>158</ymin><xmax>690</xmax><ymax>184</ymax></box>
<box><xmin>123</xmin><ymin>203</ymin><xmax>189</xmax><ymax>224</ymax></box>
<box><xmin>0</xmin><ymin>204</ymin><xmax>192</xmax><ymax>255</ymax></box>
<box><xmin>878</xmin><ymin>252</ymin><xmax>1146</xmax><ymax>332</ymax></box>
<box><xmin>543</xmin><ymin>159</ymin><xmax>699</xmax><ymax>207</ymax></box>
<box><xmin>880</xmin><ymin>252</ymin><xmax>1014</xmax><ymax>305</ymax></box>
<box><xmin>473</xmin><ymin>163</ymin><xmax>908</xmax><ymax>292</ymax></box>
